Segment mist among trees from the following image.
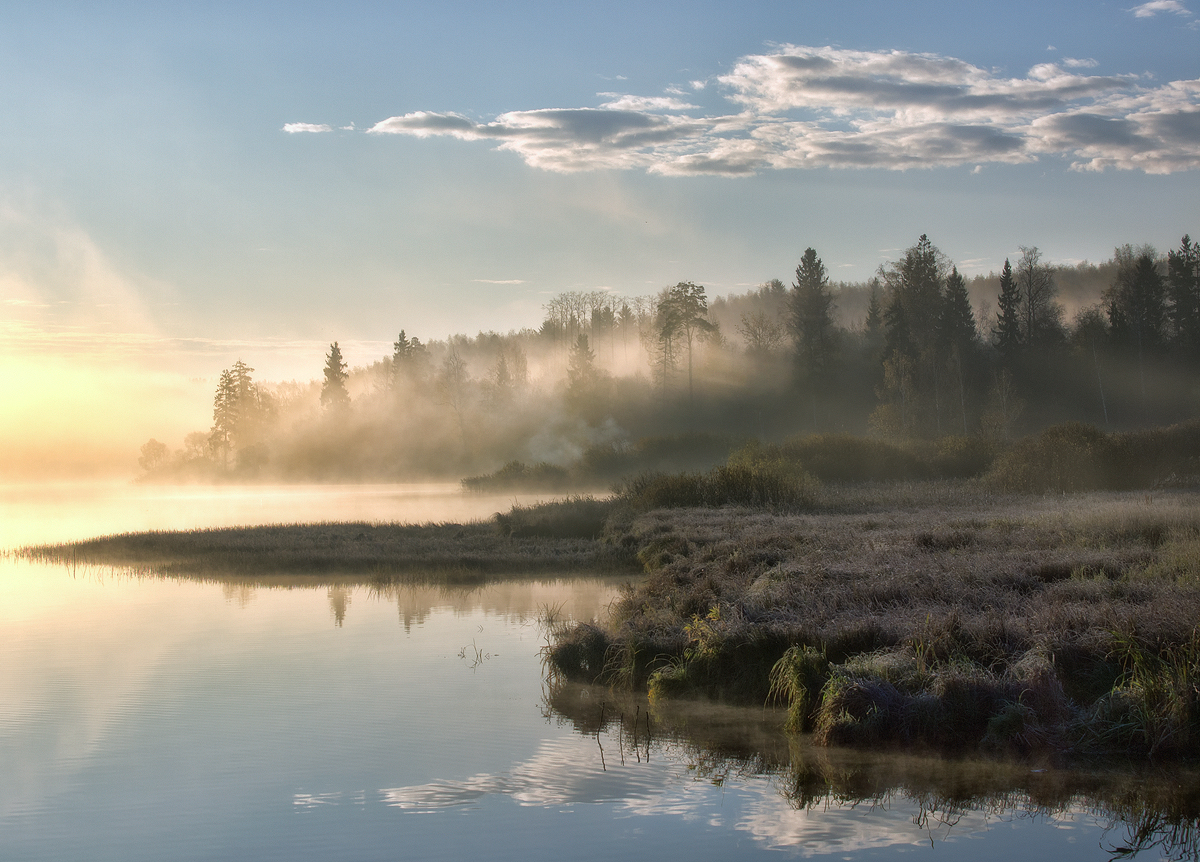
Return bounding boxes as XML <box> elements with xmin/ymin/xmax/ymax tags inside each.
<box><xmin>140</xmin><ymin>233</ymin><xmax>1200</xmax><ymax>484</ymax></box>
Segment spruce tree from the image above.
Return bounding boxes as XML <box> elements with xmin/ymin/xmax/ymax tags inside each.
<box><xmin>993</xmin><ymin>258</ymin><xmax>1022</xmax><ymax>363</ymax></box>
<box><xmin>789</xmin><ymin>247</ymin><xmax>836</xmax><ymax>380</ymax></box>
<box><xmin>321</xmin><ymin>342</ymin><xmax>350</xmax><ymax>410</ymax></box>
<box><xmin>939</xmin><ymin>266</ymin><xmax>977</xmax><ymax>353</ymax></box>
<box><xmin>1168</xmin><ymin>235</ymin><xmax>1200</xmax><ymax>354</ymax></box>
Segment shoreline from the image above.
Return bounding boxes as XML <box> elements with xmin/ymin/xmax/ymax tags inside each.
<box><xmin>22</xmin><ymin>483</ymin><xmax>1200</xmax><ymax>761</ymax></box>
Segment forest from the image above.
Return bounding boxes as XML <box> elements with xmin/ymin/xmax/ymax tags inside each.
<box><xmin>136</xmin><ymin>233</ymin><xmax>1200</xmax><ymax>485</ymax></box>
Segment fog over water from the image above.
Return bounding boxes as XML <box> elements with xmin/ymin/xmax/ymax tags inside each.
<box><xmin>0</xmin><ymin>481</ymin><xmax>566</xmax><ymax>550</ymax></box>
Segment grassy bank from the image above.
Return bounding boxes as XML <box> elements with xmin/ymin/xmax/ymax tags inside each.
<box><xmin>546</xmin><ymin>485</ymin><xmax>1200</xmax><ymax>761</ymax></box>
<box><xmin>22</xmin><ymin>519</ymin><xmax>638</xmax><ymax>583</ymax></box>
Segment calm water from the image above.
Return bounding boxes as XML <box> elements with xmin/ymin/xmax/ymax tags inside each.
<box><xmin>2</xmin><ymin>483</ymin><xmax>1196</xmax><ymax>860</ymax></box>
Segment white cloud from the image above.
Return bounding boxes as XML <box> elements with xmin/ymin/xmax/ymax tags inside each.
<box><xmin>472</xmin><ymin>279</ymin><xmax>526</xmax><ymax>284</ymax></box>
<box><xmin>1063</xmin><ymin>57</ymin><xmax>1100</xmax><ymax>68</ymax></box>
<box><xmin>597</xmin><ymin>94</ymin><xmax>699</xmax><ymax>111</ymax></box>
<box><xmin>1130</xmin><ymin>1</ymin><xmax>1191</xmax><ymax>17</ymax></box>
<box><xmin>362</xmin><ymin>45</ymin><xmax>1200</xmax><ymax>175</ymax></box>
<box><xmin>282</xmin><ymin>123</ymin><xmax>333</xmax><ymax>133</ymax></box>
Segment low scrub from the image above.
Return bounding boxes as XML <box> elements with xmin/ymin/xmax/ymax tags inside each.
<box><xmin>987</xmin><ymin>420</ymin><xmax>1200</xmax><ymax>493</ymax></box>
<box><xmin>493</xmin><ymin>496</ymin><xmax>615</xmax><ymax>539</ymax></box>
<box><xmin>616</xmin><ymin>464</ymin><xmax>819</xmax><ymax>512</ymax></box>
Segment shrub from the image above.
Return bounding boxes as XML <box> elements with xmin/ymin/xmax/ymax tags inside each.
<box><xmin>778</xmin><ymin>434</ymin><xmax>929</xmax><ymax>483</ymax></box>
<box><xmin>986</xmin><ymin>422</ymin><xmax>1110</xmax><ymax>493</ymax></box>
<box><xmin>616</xmin><ymin>463</ymin><xmax>818</xmax><ymax>512</ymax></box>
<box><xmin>493</xmin><ymin>496</ymin><xmax>614</xmax><ymax>539</ymax></box>
<box><xmin>463</xmin><ymin>460</ymin><xmax>571</xmax><ymax>491</ymax></box>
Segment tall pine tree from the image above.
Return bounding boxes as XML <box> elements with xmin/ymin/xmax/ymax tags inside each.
<box><xmin>993</xmin><ymin>258</ymin><xmax>1022</xmax><ymax>364</ymax></box>
<box><xmin>321</xmin><ymin>342</ymin><xmax>350</xmax><ymax>411</ymax></box>
<box><xmin>1168</xmin><ymin>235</ymin><xmax>1200</xmax><ymax>355</ymax></box>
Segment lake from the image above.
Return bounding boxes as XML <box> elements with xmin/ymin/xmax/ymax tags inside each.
<box><xmin>2</xmin><ymin>482</ymin><xmax>1197</xmax><ymax>861</ymax></box>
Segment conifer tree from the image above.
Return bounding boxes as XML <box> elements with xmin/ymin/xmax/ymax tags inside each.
<box><xmin>1168</xmin><ymin>235</ymin><xmax>1200</xmax><ymax>354</ymax></box>
<box><xmin>789</xmin><ymin>247</ymin><xmax>837</xmax><ymax>380</ymax></box>
<box><xmin>863</xmin><ymin>279</ymin><xmax>885</xmax><ymax>360</ymax></box>
<box><xmin>321</xmin><ymin>342</ymin><xmax>350</xmax><ymax>411</ymax></box>
<box><xmin>993</xmin><ymin>258</ymin><xmax>1022</xmax><ymax>363</ymax></box>
<box><xmin>939</xmin><ymin>267</ymin><xmax>978</xmax><ymax>434</ymax></box>
<box><xmin>939</xmin><ymin>266</ymin><xmax>977</xmax><ymax>353</ymax></box>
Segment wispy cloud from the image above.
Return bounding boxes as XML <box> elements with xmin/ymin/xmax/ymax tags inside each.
<box><xmin>1063</xmin><ymin>57</ymin><xmax>1099</xmax><ymax>68</ymax></box>
<box><xmin>598</xmin><ymin>94</ymin><xmax>699</xmax><ymax>111</ymax></box>
<box><xmin>282</xmin><ymin>122</ymin><xmax>333</xmax><ymax>133</ymax></box>
<box><xmin>361</xmin><ymin>45</ymin><xmax>1200</xmax><ymax>175</ymax></box>
<box><xmin>1130</xmin><ymin>1</ymin><xmax>1191</xmax><ymax>17</ymax></box>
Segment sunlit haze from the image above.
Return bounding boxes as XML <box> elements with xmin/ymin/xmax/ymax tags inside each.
<box><xmin>2</xmin><ymin>1</ymin><xmax>1198</xmax><ymax>476</ymax></box>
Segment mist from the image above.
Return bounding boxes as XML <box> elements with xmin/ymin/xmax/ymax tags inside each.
<box><xmin>8</xmin><ymin>233</ymin><xmax>1196</xmax><ymax>486</ymax></box>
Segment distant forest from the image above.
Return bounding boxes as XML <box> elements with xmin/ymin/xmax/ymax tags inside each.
<box><xmin>138</xmin><ymin>233</ymin><xmax>1200</xmax><ymax>483</ymax></box>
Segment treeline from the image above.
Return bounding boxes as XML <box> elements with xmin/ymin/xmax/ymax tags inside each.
<box><xmin>138</xmin><ymin>233</ymin><xmax>1200</xmax><ymax>482</ymax></box>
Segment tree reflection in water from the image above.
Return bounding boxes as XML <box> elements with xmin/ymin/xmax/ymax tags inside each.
<box><xmin>545</xmin><ymin>675</ymin><xmax>1200</xmax><ymax>860</ymax></box>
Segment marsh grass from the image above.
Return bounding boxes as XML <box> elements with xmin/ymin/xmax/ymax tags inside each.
<box><xmin>547</xmin><ymin>487</ymin><xmax>1200</xmax><ymax>759</ymax></box>
<box><xmin>22</xmin><ymin>519</ymin><xmax>639</xmax><ymax>580</ymax></box>
<box><xmin>615</xmin><ymin>463</ymin><xmax>819</xmax><ymax>512</ymax></box>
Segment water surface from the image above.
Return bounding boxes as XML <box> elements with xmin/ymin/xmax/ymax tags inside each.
<box><xmin>2</xmin><ymin>483</ymin><xmax>1197</xmax><ymax>860</ymax></box>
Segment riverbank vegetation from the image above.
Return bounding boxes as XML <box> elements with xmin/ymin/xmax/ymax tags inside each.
<box><xmin>22</xmin><ymin>520</ymin><xmax>637</xmax><ymax>583</ymax></box>
<box><xmin>40</xmin><ymin>418</ymin><xmax>1200</xmax><ymax>760</ymax></box>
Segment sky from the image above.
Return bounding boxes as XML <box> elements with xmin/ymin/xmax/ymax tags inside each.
<box><xmin>0</xmin><ymin>0</ymin><xmax>1198</xmax><ymax>473</ymax></box>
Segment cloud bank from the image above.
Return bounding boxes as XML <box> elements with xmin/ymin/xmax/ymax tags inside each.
<box><xmin>358</xmin><ymin>45</ymin><xmax>1200</xmax><ymax>175</ymax></box>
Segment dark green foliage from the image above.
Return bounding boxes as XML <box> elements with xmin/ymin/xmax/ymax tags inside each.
<box><xmin>939</xmin><ymin>266</ymin><xmax>977</xmax><ymax>353</ymax></box>
<box><xmin>1108</xmin><ymin>248</ymin><xmax>1167</xmax><ymax>356</ymax></box>
<box><xmin>789</xmin><ymin>247</ymin><xmax>837</xmax><ymax>381</ymax></box>
<box><xmin>993</xmin><ymin>258</ymin><xmax>1022</xmax><ymax>362</ymax></box>
<box><xmin>1168</xmin><ymin>235</ymin><xmax>1200</xmax><ymax>355</ymax></box>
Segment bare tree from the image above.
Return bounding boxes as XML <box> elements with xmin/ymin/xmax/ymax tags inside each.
<box><xmin>1014</xmin><ymin>246</ymin><xmax>1061</xmax><ymax>347</ymax></box>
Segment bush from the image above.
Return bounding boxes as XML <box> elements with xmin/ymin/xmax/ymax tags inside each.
<box><xmin>986</xmin><ymin>422</ymin><xmax>1110</xmax><ymax>493</ymax></box>
<box><xmin>493</xmin><ymin>496</ymin><xmax>614</xmax><ymax>539</ymax></box>
<box><xmin>616</xmin><ymin>463</ymin><xmax>818</xmax><ymax>512</ymax></box>
<box><xmin>463</xmin><ymin>460</ymin><xmax>571</xmax><ymax>491</ymax></box>
<box><xmin>777</xmin><ymin>434</ymin><xmax>930</xmax><ymax>483</ymax></box>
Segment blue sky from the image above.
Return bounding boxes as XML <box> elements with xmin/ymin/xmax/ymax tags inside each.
<box><xmin>0</xmin><ymin>0</ymin><xmax>1198</xmax><ymax>384</ymax></box>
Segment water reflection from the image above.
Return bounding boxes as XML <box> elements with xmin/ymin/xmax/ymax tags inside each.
<box><xmin>5</xmin><ymin>557</ymin><xmax>1200</xmax><ymax>861</ymax></box>
<box><xmin>545</xmin><ymin>679</ymin><xmax>1200</xmax><ymax>860</ymax></box>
